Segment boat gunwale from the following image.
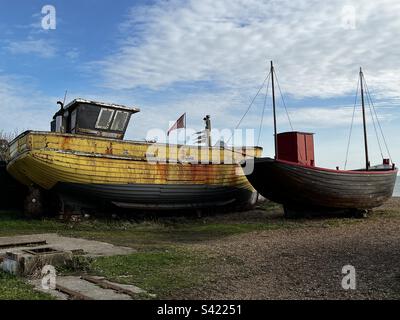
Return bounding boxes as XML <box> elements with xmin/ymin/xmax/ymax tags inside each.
<box><xmin>7</xmin><ymin>137</ymin><xmax>260</xmax><ymax>167</ymax></box>
<box><xmin>7</xmin><ymin>148</ymin><xmax>256</xmax><ymax>171</ymax></box>
<box><xmin>9</xmin><ymin>130</ymin><xmax>263</xmax><ymax>153</ymax></box>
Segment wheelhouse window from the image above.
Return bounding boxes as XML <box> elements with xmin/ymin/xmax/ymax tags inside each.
<box><xmin>111</xmin><ymin>111</ymin><xmax>129</xmax><ymax>131</ymax></box>
<box><xmin>55</xmin><ymin>115</ymin><xmax>63</xmax><ymax>132</ymax></box>
<box><xmin>95</xmin><ymin>108</ymin><xmax>114</xmax><ymax>129</ymax></box>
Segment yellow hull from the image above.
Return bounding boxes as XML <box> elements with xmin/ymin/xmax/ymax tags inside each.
<box><xmin>7</xmin><ymin>131</ymin><xmax>262</xmax><ymax>209</ymax></box>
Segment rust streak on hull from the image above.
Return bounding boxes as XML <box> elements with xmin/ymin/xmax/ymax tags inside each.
<box><xmin>7</xmin><ymin>131</ymin><xmax>262</xmax><ymax>211</ymax></box>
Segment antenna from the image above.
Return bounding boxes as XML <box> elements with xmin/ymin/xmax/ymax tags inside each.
<box><xmin>203</xmin><ymin>115</ymin><xmax>211</xmax><ymax>147</ymax></box>
<box><xmin>62</xmin><ymin>90</ymin><xmax>68</xmax><ymax>105</ymax></box>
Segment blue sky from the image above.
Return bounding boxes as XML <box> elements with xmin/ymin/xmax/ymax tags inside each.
<box><xmin>1</xmin><ymin>0</ymin><xmax>400</xmax><ymax>170</ymax></box>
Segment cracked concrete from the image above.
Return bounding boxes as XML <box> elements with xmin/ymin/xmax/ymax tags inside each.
<box><xmin>0</xmin><ymin>233</ymin><xmax>136</xmax><ymax>258</ymax></box>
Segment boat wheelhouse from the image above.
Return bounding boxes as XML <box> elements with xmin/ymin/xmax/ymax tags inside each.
<box><xmin>50</xmin><ymin>98</ymin><xmax>140</xmax><ymax>139</ymax></box>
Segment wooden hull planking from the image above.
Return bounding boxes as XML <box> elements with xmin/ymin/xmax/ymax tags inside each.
<box><xmin>7</xmin><ymin>131</ymin><xmax>261</xmax><ymax>209</ymax></box>
<box><xmin>244</xmin><ymin>157</ymin><xmax>397</xmax><ymax>210</ymax></box>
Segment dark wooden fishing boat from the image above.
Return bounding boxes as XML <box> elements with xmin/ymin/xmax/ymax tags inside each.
<box><xmin>243</xmin><ymin>62</ymin><xmax>397</xmax><ymax>215</ymax></box>
<box><xmin>246</xmin><ymin>158</ymin><xmax>397</xmax><ymax>213</ymax></box>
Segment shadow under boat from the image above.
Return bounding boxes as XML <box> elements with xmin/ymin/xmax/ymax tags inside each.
<box><xmin>0</xmin><ymin>160</ymin><xmax>27</xmax><ymax>210</ymax></box>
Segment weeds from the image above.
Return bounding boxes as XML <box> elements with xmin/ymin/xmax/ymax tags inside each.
<box><xmin>0</xmin><ymin>130</ymin><xmax>19</xmax><ymax>161</ymax></box>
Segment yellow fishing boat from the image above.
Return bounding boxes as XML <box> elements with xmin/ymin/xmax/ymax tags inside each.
<box><xmin>6</xmin><ymin>99</ymin><xmax>262</xmax><ymax>215</ymax></box>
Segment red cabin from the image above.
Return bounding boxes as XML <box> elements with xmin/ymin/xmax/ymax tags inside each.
<box><xmin>277</xmin><ymin>131</ymin><xmax>315</xmax><ymax>166</ymax></box>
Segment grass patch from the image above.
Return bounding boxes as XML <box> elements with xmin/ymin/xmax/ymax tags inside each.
<box><xmin>0</xmin><ymin>203</ymin><xmax>400</xmax><ymax>249</ymax></box>
<box><xmin>77</xmin><ymin>248</ymin><xmax>212</xmax><ymax>299</ymax></box>
<box><xmin>0</xmin><ymin>272</ymin><xmax>53</xmax><ymax>300</ymax></box>
<box><xmin>181</xmin><ymin>222</ymin><xmax>285</xmax><ymax>237</ymax></box>
<box><xmin>0</xmin><ymin>211</ymin><xmax>65</xmax><ymax>236</ymax></box>
<box><xmin>0</xmin><ymin>209</ymin><xmax>292</xmax><ymax>248</ymax></box>
<box><xmin>259</xmin><ymin>200</ymin><xmax>283</xmax><ymax>211</ymax></box>
<box><xmin>0</xmin><ymin>203</ymin><xmax>399</xmax><ymax>249</ymax></box>
<box><xmin>0</xmin><ymin>202</ymin><xmax>399</xmax><ymax>300</ymax></box>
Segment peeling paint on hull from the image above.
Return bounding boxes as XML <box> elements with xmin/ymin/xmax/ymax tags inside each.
<box><xmin>7</xmin><ymin>131</ymin><xmax>262</xmax><ymax>210</ymax></box>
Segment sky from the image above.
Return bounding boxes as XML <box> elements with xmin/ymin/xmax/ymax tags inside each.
<box><xmin>1</xmin><ymin>0</ymin><xmax>400</xmax><ymax>170</ymax></box>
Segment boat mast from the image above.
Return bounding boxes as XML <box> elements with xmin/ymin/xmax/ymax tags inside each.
<box><xmin>271</xmin><ymin>61</ymin><xmax>278</xmax><ymax>158</ymax></box>
<box><xmin>359</xmin><ymin>67</ymin><xmax>370</xmax><ymax>171</ymax></box>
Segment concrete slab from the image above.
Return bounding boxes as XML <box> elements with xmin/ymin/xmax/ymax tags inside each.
<box><xmin>28</xmin><ymin>279</ymin><xmax>69</xmax><ymax>300</ymax></box>
<box><xmin>2</xmin><ymin>249</ymin><xmax>73</xmax><ymax>276</ymax></box>
<box><xmin>0</xmin><ymin>233</ymin><xmax>135</xmax><ymax>258</ymax></box>
<box><xmin>0</xmin><ymin>233</ymin><xmax>136</xmax><ymax>275</ymax></box>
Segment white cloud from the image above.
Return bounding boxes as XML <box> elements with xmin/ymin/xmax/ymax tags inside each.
<box><xmin>0</xmin><ymin>73</ymin><xmax>394</xmax><ymax>170</ymax></box>
<box><xmin>96</xmin><ymin>0</ymin><xmax>400</xmax><ymax>99</ymax></box>
<box><xmin>6</xmin><ymin>38</ymin><xmax>56</xmax><ymax>58</ymax></box>
<box><xmin>2</xmin><ymin>0</ymin><xmax>397</xmax><ymax>170</ymax></box>
<box><xmin>88</xmin><ymin>0</ymin><xmax>399</xmax><ymax>170</ymax></box>
<box><xmin>0</xmin><ymin>74</ymin><xmax>56</xmax><ymax>134</ymax></box>
<box><xmin>65</xmin><ymin>48</ymin><xmax>80</xmax><ymax>61</ymax></box>
<box><xmin>281</xmin><ymin>105</ymin><xmax>394</xmax><ymax>128</ymax></box>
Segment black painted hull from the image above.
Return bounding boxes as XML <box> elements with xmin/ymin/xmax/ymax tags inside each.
<box><xmin>244</xmin><ymin>157</ymin><xmax>397</xmax><ymax>210</ymax></box>
<box><xmin>54</xmin><ymin>182</ymin><xmax>255</xmax><ymax>210</ymax></box>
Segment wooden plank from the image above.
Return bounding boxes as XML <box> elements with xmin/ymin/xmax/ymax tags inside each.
<box><xmin>55</xmin><ymin>284</ymin><xmax>93</xmax><ymax>300</ymax></box>
<box><xmin>81</xmin><ymin>275</ymin><xmax>137</xmax><ymax>298</ymax></box>
<box><xmin>0</xmin><ymin>240</ymin><xmax>47</xmax><ymax>249</ymax></box>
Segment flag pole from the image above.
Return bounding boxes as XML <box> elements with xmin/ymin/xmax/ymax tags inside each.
<box><xmin>184</xmin><ymin>113</ymin><xmax>187</xmax><ymax>145</ymax></box>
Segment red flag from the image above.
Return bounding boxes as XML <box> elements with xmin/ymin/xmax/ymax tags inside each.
<box><xmin>167</xmin><ymin>113</ymin><xmax>186</xmax><ymax>136</ymax></box>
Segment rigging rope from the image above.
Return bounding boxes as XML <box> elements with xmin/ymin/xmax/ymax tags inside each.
<box><xmin>226</xmin><ymin>72</ymin><xmax>271</xmax><ymax>144</ymax></box>
<box><xmin>344</xmin><ymin>77</ymin><xmax>359</xmax><ymax>170</ymax></box>
<box><xmin>257</xmin><ymin>75</ymin><xmax>270</xmax><ymax>146</ymax></box>
<box><xmin>273</xmin><ymin>69</ymin><xmax>294</xmax><ymax>131</ymax></box>
<box><xmin>226</xmin><ymin>65</ymin><xmax>293</xmax><ymax>147</ymax></box>
<box><xmin>365</xmin><ymin>87</ymin><xmax>384</xmax><ymax>159</ymax></box>
<box><xmin>363</xmin><ymin>75</ymin><xmax>393</xmax><ymax>163</ymax></box>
